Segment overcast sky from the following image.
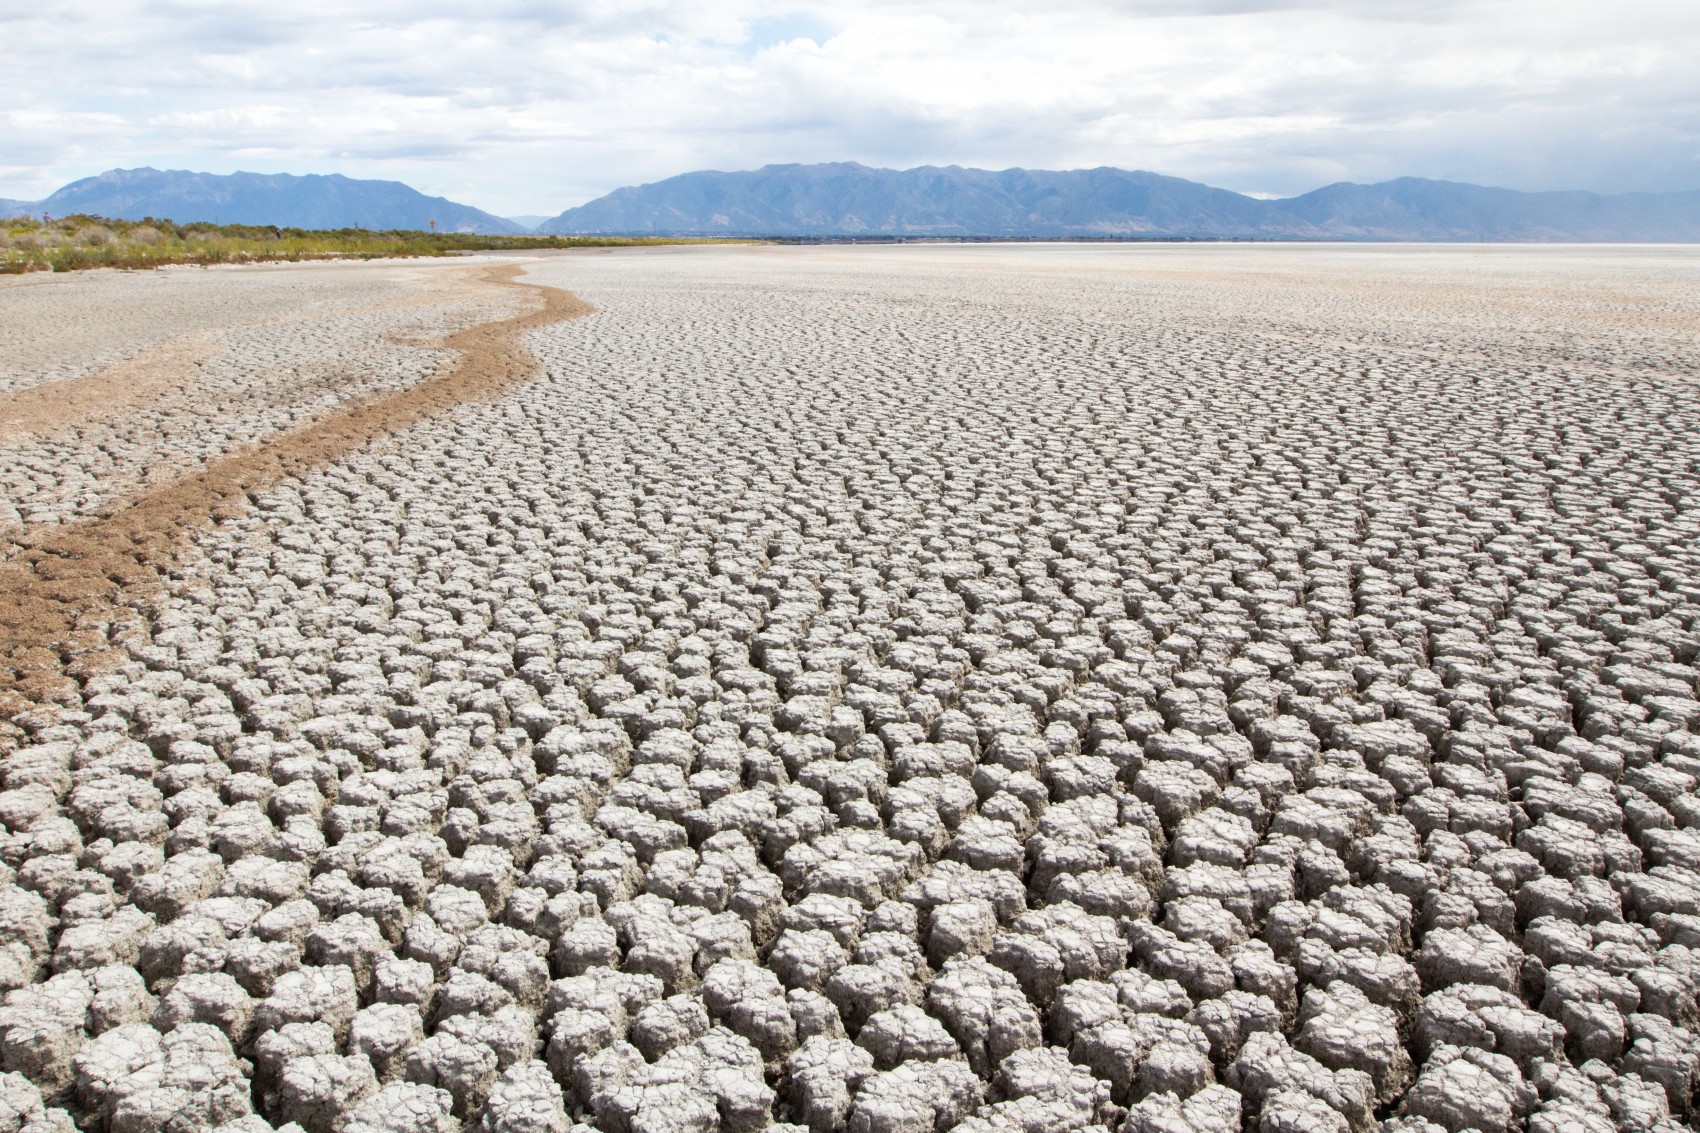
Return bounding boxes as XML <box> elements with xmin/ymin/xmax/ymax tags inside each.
<box><xmin>4</xmin><ymin>0</ymin><xmax>1698</xmax><ymax>216</ymax></box>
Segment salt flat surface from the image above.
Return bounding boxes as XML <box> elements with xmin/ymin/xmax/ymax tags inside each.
<box><xmin>3</xmin><ymin>245</ymin><xmax>1700</xmax><ymax>1133</ymax></box>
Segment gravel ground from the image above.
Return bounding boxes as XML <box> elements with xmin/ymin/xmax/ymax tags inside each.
<box><xmin>2</xmin><ymin>244</ymin><xmax>1700</xmax><ymax>1133</ymax></box>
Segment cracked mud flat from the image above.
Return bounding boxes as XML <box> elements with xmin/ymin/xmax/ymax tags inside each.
<box><xmin>1</xmin><ymin>244</ymin><xmax>1699</xmax><ymax>1133</ymax></box>
<box><xmin>0</xmin><ymin>260</ymin><xmax>536</xmax><ymax>531</ymax></box>
<box><xmin>0</xmin><ymin>260</ymin><xmax>587</xmax><ymax>710</ymax></box>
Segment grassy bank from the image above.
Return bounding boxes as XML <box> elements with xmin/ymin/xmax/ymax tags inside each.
<box><xmin>0</xmin><ymin>214</ymin><xmax>734</xmax><ymax>273</ymax></box>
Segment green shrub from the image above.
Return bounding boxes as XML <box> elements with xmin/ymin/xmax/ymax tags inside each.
<box><xmin>0</xmin><ymin>212</ymin><xmax>754</xmax><ymax>274</ymax></box>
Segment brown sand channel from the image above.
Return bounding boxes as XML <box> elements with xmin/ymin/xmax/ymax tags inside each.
<box><xmin>0</xmin><ymin>331</ymin><xmax>223</xmax><ymax>446</ymax></box>
<box><xmin>0</xmin><ymin>263</ymin><xmax>593</xmax><ymax>715</ymax></box>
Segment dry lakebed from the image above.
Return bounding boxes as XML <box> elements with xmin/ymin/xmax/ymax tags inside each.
<box><xmin>0</xmin><ymin>244</ymin><xmax>1697</xmax><ymax>1133</ymax></box>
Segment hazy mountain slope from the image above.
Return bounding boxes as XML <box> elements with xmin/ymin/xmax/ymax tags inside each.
<box><xmin>15</xmin><ymin>168</ymin><xmax>524</xmax><ymax>234</ymax></box>
<box><xmin>1279</xmin><ymin>178</ymin><xmax>1700</xmax><ymax>241</ymax></box>
<box><xmin>12</xmin><ymin>164</ymin><xmax>1698</xmax><ymax>240</ymax></box>
<box><xmin>541</xmin><ymin>163</ymin><xmax>1700</xmax><ymax>240</ymax></box>
<box><xmin>539</xmin><ymin>162</ymin><xmax>1316</xmax><ymax>236</ymax></box>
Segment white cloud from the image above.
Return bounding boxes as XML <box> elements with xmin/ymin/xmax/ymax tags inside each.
<box><xmin>2</xmin><ymin>0</ymin><xmax>1698</xmax><ymax>213</ymax></box>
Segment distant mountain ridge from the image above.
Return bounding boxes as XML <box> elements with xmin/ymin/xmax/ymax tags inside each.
<box><xmin>539</xmin><ymin>163</ymin><xmax>1700</xmax><ymax>242</ymax></box>
<box><xmin>1</xmin><ymin>168</ymin><xmax>523</xmax><ymax>234</ymax></box>
<box><xmin>6</xmin><ymin>163</ymin><xmax>1698</xmax><ymax>241</ymax></box>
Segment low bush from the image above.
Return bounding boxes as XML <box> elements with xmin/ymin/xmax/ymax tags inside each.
<box><xmin>0</xmin><ymin>213</ymin><xmax>746</xmax><ymax>273</ymax></box>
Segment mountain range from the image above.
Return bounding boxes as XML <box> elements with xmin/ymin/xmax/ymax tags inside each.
<box><xmin>5</xmin><ymin>164</ymin><xmax>1700</xmax><ymax>242</ymax></box>
<box><xmin>539</xmin><ymin>163</ymin><xmax>1700</xmax><ymax>241</ymax></box>
<box><xmin>0</xmin><ymin>168</ymin><xmax>524</xmax><ymax>234</ymax></box>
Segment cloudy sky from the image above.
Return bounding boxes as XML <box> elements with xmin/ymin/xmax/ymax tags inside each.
<box><xmin>3</xmin><ymin>0</ymin><xmax>1698</xmax><ymax>216</ymax></box>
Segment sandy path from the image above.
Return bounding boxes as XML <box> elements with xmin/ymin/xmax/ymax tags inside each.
<box><xmin>0</xmin><ymin>262</ymin><xmax>592</xmax><ymax>714</ymax></box>
<box><xmin>0</xmin><ymin>267</ymin><xmax>526</xmax><ymax>446</ymax></box>
<box><xmin>0</xmin><ymin>261</ymin><xmax>540</xmax><ymax>532</ymax></box>
<box><xmin>0</xmin><ymin>258</ymin><xmax>515</xmax><ymax>395</ymax></box>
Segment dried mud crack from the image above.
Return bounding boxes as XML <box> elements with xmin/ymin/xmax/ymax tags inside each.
<box><xmin>1</xmin><ymin>245</ymin><xmax>1698</xmax><ymax>1133</ymax></box>
<box><xmin>0</xmin><ymin>264</ymin><xmax>593</xmax><ymax>715</ymax></box>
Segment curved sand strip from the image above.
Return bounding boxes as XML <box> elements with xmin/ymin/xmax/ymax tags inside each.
<box><xmin>0</xmin><ymin>262</ymin><xmax>537</xmax><ymax>534</ymax></box>
<box><xmin>0</xmin><ymin>263</ymin><xmax>592</xmax><ymax>714</ymax></box>
<box><xmin>0</xmin><ymin>268</ymin><xmax>522</xmax><ymax>447</ymax></box>
<box><xmin>0</xmin><ymin>330</ymin><xmax>224</xmax><ymax>446</ymax></box>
